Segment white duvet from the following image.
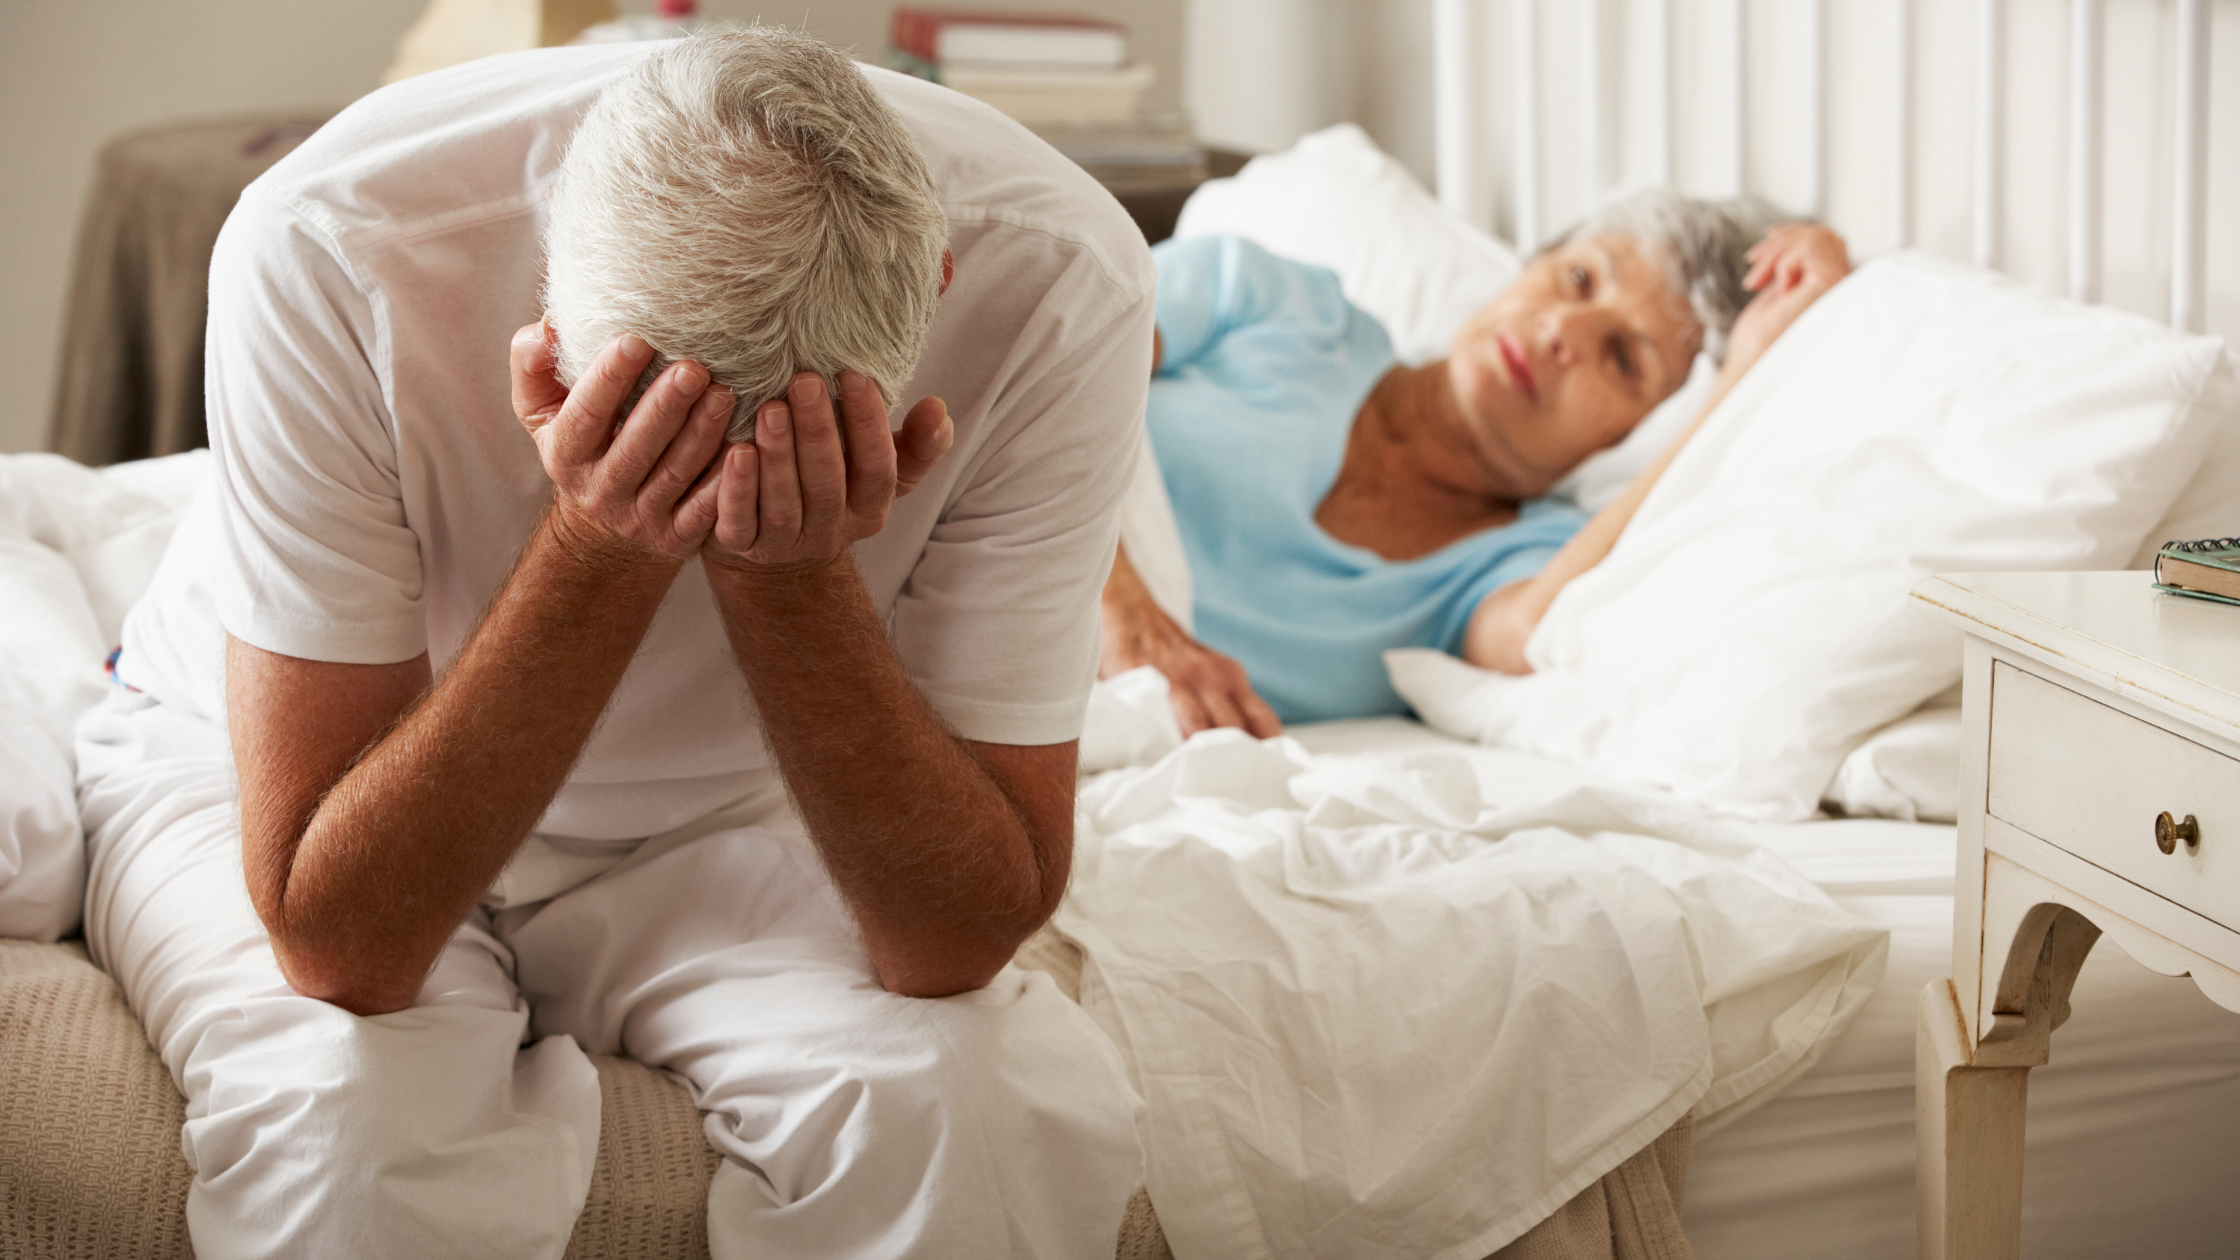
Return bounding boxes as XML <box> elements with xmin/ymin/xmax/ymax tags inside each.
<box><xmin>1057</xmin><ymin>716</ymin><xmax>1886</xmax><ymax>1260</ymax></box>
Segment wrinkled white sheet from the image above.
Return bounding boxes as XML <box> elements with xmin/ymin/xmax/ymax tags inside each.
<box><xmin>1055</xmin><ymin>727</ymin><xmax>1887</xmax><ymax>1260</ymax></box>
<box><xmin>0</xmin><ymin>450</ymin><xmax>208</xmax><ymax>941</ymax></box>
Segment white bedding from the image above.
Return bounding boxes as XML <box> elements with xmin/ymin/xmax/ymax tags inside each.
<box><xmin>1280</xmin><ymin>718</ymin><xmax>2240</xmax><ymax>1260</ymax></box>
<box><xmin>12</xmin><ymin>441</ymin><xmax>2237</xmax><ymax>1257</ymax></box>
<box><xmin>1057</xmin><ymin>713</ymin><xmax>1886</xmax><ymax>1259</ymax></box>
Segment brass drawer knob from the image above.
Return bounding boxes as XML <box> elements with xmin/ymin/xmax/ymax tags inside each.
<box><xmin>2156</xmin><ymin>812</ymin><xmax>2201</xmax><ymax>855</ymax></box>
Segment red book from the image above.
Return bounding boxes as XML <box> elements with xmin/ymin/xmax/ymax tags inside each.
<box><xmin>890</xmin><ymin>8</ymin><xmax>1127</xmax><ymax>68</ymax></box>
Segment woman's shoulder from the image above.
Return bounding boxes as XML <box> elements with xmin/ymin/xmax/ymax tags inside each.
<box><xmin>1152</xmin><ymin>234</ymin><xmax>1355</xmax><ymax>312</ymax></box>
<box><xmin>1436</xmin><ymin>496</ymin><xmax>1587</xmax><ymax>566</ymax></box>
<box><xmin>1516</xmin><ymin>495</ymin><xmax>1590</xmax><ymax>532</ymax></box>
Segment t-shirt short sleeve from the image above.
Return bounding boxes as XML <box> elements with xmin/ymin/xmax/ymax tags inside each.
<box><xmin>203</xmin><ymin>192</ymin><xmax>427</xmax><ymax>665</ymax></box>
<box><xmin>1435</xmin><ymin>498</ymin><xmax>1588</xmax><ymax>652</ymax></box>
<box><xmin>886</xmin><ymin>290</ymin><xmax>1156</xmax><ymax>747</ymax></box>
<box><xmin>1152</xmin><ymin>235</ymin><xmax>1357</xmax><ymax>378</ymax></box>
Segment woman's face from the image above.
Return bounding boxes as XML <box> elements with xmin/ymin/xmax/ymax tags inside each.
<box><xmin>1445</xmin><ymin>232</ymin><xmax>1703</xmax><ymax>498</ymax></box>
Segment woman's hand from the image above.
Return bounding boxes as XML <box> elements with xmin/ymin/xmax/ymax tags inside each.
<box><xmin>510</xmin><ymin>322</ymin><xmax>731</xmax><ymax>565</ymax></box>
<box><xmin>1102</xmin><ymin>545</ymin><xmax>1281</xmax><ymax>738</ymax></box>
<box><xmin>703</xmin><ymin>369</ymin><xmax>953</xmax><ymax>576</ymax></box>
<box><xmin>1724</xmin><ymin>223</ymin><xmax>1852</xmax><ymax>377</ymax></box>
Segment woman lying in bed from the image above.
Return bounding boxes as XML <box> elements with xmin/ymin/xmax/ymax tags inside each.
<box><xmin>1100</xmin><ymin>193</ymin><xmax>1851</xmax><ymax>736</ymax></box>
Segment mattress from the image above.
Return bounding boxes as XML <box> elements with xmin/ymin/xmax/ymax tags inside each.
<box><xmin>1283</xmin><ymin>717</ymin><xmax>2240</xmax><ymax>1259</ymax></box>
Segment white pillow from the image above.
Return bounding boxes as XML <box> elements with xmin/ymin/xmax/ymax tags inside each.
<box><xmin>0</xmin><ymin>523</ymin><xmax>105</xmax><ymax>944</ymax></box>
<box><xmin>0</xmin><ymin>450</ymin><xmax>212</xmax><ymax>940</ymax></box>
<box><xmin>1174</xmin><ymin>124</ymin><xmax>1520</xmax><ymax>365</ymax></box>
<box><xmin>1822</xmin><ymin>687</ymin><xmax>1962</xmax><ymax>824</ymax></box>
<box><xmin>2132</xmin><ymin>352</ymin><xmax>2240</xmax><ymax>563</ymax></box>
<box><xmin>1391</xmin><ymin>253</ymin><xmax>2230</xmax><ymax>821</ymax></box>
<box><xmin>0</xmin><ymin>704</ymin><xmax>84</xmax><ymax>942</ymax></box>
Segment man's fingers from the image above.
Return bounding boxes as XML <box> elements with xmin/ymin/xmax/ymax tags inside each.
<box><xmin>787</xmin><ymin>373</ymin><xmax>848</xmax><ymax>551</ymax></box>
<box><xmin>510</xmin><ymin>320</ymin><xmax>569</xmax><ymax>432</ymax></box>
<box><xmin>601</xmin><ymin>360</ymin><xmax>709</xmax><ymax>499</ymax></box>
<box><xmin>712</xmin><ymin>445</ymin><xmax>759</xmax><ymax>555</ymax></box>
<box><xmin>836</xmin><ymin>371</ymin><xmax>898</xmax><ymax>518</ymax></box>
<box><xmin>644</xmin><ymin>382</ymin><xmax>732</xmax><ymax>512</ymax></box>
<box><xmin>895</xmin><ymin>395</ymin><xmax>953</xmax><ymax>497</ymax></box>
<box><xmin>552</xmin><ymin>334</ymin><xmax>657</xmax><ymax>468</ymax></box>
<box><xmin>673</xmin><ymin>441</ymin><xmax>727</xmax><ymax>541</ymax></box>
<box><xmin>754</xmin><ymin>399</ymin><xmax>804</xmax><ymax>552</ymax></box>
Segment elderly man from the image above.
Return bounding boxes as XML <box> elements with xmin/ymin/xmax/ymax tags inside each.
<box><xmin>76</xmin><ymin>27</ymin><xmax>1149</xmax><ymax>1260</ymax></box>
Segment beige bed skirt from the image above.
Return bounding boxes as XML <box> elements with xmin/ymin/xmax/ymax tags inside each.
<box><xmin>0</xmin><ymin>933</ymin><xmax>1691</xmax><ymax>1259</ymax></box>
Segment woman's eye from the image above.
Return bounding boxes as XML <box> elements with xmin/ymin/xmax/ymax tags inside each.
<box><xmin>1612</xmin><ymin>339</ymin><xmax>1637</xmax><ymax>378</ymax></box>
<box><xmin>1569</xmin><ymin>265</ymin><xmax>1593</xmax><ymax>297</ymax></box>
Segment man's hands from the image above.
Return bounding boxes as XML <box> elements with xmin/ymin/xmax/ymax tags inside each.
<box><xmin>509</xmin><ymin>322</ymin><xmax>955</xmax><ymax>574</ymax></box>
<box><xmin>706</xmin><ymin>369</ymin><xmax>953</xmax><ymax>575</ymax></box>
<box><xmin>510</xmin><ymin>323</ymin><xmax>730</xmax><ymax>565</ymax></box>
<box><xmin>1100</xmin><ymin>543</ymin><xmax>1281</xmax><ymax>738</ymax></box>
<box><xmin>1724</xmin><ymin>223</ymin><xmax>1852</xmax><ymax>376</ymax></box>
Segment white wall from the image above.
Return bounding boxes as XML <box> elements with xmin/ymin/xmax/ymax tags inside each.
<box><xmin>0</xmin><ymin>0</ymin><xmax>1183</xmax><ymax>455</ymax></box>
<box><xmin>1185</xmin><ymin>0</ymin><xmax>2240</xmax><ymax>343</ymax></box>
<box><xmin>1184</xmin><ymin>0</ymin><xmax>1436</xmax><ymax>176</ymax></box>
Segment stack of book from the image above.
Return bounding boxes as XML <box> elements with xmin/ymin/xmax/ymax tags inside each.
<box><xmin>886</xmin><ymin>7</ymin><xmax>1155</xmax><ymax>127</ymax></box>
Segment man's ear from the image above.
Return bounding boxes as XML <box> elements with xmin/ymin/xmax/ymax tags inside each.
<box><xmin>939</xmin><ymin>249</ymin><xmax>953</xmax><ymax>297</ymax></box>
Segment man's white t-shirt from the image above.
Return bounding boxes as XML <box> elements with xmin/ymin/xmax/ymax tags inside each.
<box><xmin>122</xmin><ymin>44</ymin><xmax>1154</xmax><ymax>843</ymax></box>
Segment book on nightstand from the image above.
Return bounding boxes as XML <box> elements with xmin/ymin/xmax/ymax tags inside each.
<box><xmin>887</xmin><ymin>7</ymin><xmax>1153</xmax><ymax>126</ymax></box>
<box><xmin>2153</xmin><ymin>537</ymin><xmax>2240</xmax><ymax>606</ymax></box>
<box><xmin>890</xmin><ymin>8</ymin><xmax>1127</xmax><ymax>68</ymax></box>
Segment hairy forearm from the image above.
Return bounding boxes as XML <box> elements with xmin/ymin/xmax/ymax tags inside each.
<box><xmin>252</xmin><ymin>514</ymin><xmax>680</xmax><ymax>1013</ymax></box>
<box><xmin>708</xmin><ymin>554</ymin><xmax>1060</xmax><ymax>996</ymax></box>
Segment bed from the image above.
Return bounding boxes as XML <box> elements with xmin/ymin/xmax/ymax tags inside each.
<box><xmin>6</xmin><ymin>4</ymin><xmax>2239</xmax><ymax>1258</ymax></box>
<box><xmin>6</xmin><ymin>516</ymin><xmax>2237</xmax><ymax>1259</ymax></box>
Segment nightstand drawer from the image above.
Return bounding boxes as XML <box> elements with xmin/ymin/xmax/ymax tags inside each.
<box><xmin>1988</xmin><ymin>662</ymin><xmax>2240</xmax><ymax>929</ymax></box>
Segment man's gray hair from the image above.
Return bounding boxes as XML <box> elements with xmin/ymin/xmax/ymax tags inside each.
<box><xmin>544</xmin><ymin>26</ymin><xmax>950</xmax><ymax>438</ymax></box>
<box><xmin>1543</xmin><ymin>189</ymin><xmax>1792</xmax><ymax>365</ymax></box>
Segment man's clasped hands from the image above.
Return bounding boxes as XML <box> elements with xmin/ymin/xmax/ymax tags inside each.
<box><xmin>509</xmin><ymin>321</ymin><xmax>956</xmax><ymax>576</ymax></box>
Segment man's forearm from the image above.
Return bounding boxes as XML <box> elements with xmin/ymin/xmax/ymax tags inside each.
<box><xmin>254</xmin><ymin>515</ymin><xmax>680</xmax><ymax>1013</ymax></box>
<box><xmin>707</xmin><ymin>554</ymin><xmax>1061</xmax><ymax>996</ymax></box>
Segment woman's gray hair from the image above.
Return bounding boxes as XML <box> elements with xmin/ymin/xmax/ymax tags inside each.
<box><xmin>1542</xmin><ymin>189</ymin><xmax>1792</xmax><ymax>365</ymax></box>
<box><xmin>543</xmin><ymin>26</ymin><xmax>950</xmax><ymax>438</ymax></box>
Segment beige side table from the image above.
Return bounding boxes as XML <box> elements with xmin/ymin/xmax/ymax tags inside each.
<box><xmin>1910</xmin><ymin>569</ymin><xmax>2240</xmax><ymax>1260</ymax></box>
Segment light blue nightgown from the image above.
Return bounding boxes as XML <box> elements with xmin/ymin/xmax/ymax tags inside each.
<box><xmin>1148</xmin><ymin>234</ymin><xmax>1585</xmax><ymax>724</ymax></box>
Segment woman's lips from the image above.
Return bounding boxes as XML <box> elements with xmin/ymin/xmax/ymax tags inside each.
<box><xmin>1497</xmin><ymin>333</ymin><xmax>1539</xmax><ymax>403</ymax></box>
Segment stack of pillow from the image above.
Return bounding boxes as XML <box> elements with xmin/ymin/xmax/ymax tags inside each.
<box><xmin>1164</xmin><ymin>124</ymin><xmax>2239</xmax><ymax>822</ymax></box>
<box><xmin>0</xmin><ymin>451</ymin><xmax>206</xmax><ymax>940</ymax></box>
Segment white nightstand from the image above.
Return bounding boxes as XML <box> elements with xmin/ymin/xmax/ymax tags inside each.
<box><xmin>1910</xmin><ymin>570</ymin><xmax>2240</xmax><ymax>1260</ymax></box>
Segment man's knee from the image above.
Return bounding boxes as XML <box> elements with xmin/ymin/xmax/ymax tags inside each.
<box><xmin>699</xmin><ymin>968</ymin><xmax>1141</xmax><ymax>1258</ymax></box>
<box><xmin>180</xmin><ymin>997</ymin><xmax>600</xmax><ymax>1260</ymax></box>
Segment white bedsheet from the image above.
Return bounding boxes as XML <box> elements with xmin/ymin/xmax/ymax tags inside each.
<box><xmin>1273</xmin><ymin>717</ymin><xmax>2240</xmax><ymax>1260</ymax></box>
<box><xmin>1056</xmin><ymin>718</ymin><xmax>1886</xmax><ymax>1260</ymax></box>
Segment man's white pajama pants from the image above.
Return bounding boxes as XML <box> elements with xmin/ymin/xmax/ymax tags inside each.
<box><xmin>76</xmin><ymin>690</ymin><xmax>1143</xmax><ymax>1259</ymax></box>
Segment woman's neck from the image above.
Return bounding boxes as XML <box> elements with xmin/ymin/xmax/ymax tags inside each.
<box><xmin>1315</xmin><ymin>363</ymin><xmax>1521</xmax><ymax>562</ymax></box>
